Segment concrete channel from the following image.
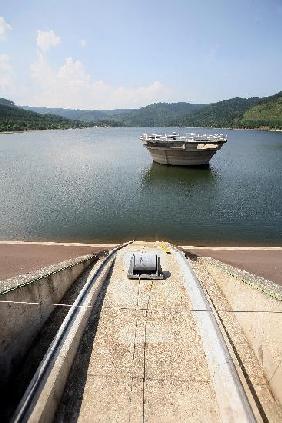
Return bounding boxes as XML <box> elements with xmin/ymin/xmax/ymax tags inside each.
<box><xmin>8</xmin><ymin>242</ymin><xmax>282</xmax><ymax>422</ymax></box>
<box><xmin>0</xmin><ymin>254</ymin><xmax>95</xmax><ymax>391</ymax></box>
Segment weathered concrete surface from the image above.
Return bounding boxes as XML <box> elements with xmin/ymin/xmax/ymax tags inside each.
<box><xmin>0</xmin><ymin>254</ymin><xmax>94</xmax><ymax>389</ymax></box>
<box><xmin>0</xmin><ymin>243</ymin><xmax>110</xmax><ymax>281</ymax></box>
<box><xmin>8</xmin><ymin>242</ymin><xmax>281</xmax><ymax>422</ymax></box>
<box><xmin>57</xmin><ymin>242</ymin><xmax>220</xmax><ymax>422</ymax></box>
<box><xmin>18</xmin><ymin>257</ymin><xmax>114</xmax><ymax>423</ymax></box>
<box><xmin>2</xmin><ymin>241</ymin><xmax>282</xmax><ymax>286</ymax></box>
<box><xmin>1</xmin><ymin>241</ymin><xmax>281</xmax><ymax>285</ymax></box>
<box><xmin>191</xmin><ymin>256</ymin><xmax>282</xmax><ymax>421</ymax></box>
<box><xmin>1</xmin><ymin>266</ymin><xmax>94</xmax><ymax>422</ymax></box>
<box><xmin>185</xmin><ymin>248</ymin><xmax>282</xmax><ymax>286</ymax></box>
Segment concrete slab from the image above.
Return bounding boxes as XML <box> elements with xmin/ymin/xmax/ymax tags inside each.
<box><xmin>87</xmin><ymin>308</ymin><xmax>145</xmax><ymax>379</ymax></box>
<box><xmin>77</xmin><ymin>375</ymin><xmax>143</xmax><ymax>423</ymax></box>
<box><xmin>145</xmin><ymin>308</ymin><xmax>210</xmax><ymax>382</ymax></box>
<box><xmin>57</xmin><ymin>242</ymin><xmax>221</xmax><ymax>422</ymax></box>
<box><xmin>144</xmin><ymin>379</ymin><xmax>219</xmax><ymax>423</ymax></box>
<box><xmin>146</xmin><ymin>276</ymin><xmax>190</xmax><ymax>310</ymax></box>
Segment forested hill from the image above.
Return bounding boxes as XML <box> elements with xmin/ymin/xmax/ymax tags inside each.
<box><xmin>240</xmin><ymin>92</ymin><xmax>282</xmax><ymax>129</ymax></box>
<box><xmin>0</xmin><ymin>99</ymin><xmax>97</xmax><ymax>131</ymax></box>
<box><xmin>178</xmin><ymin>97</ymin><xmax>261</xmax><ymax>128</ymax></box>
<box><xmin>23</xmin><ymin>105</ymin><xmax>132</xmax><ymax>122</ymax></box>
<box><xmin>113</xmin><ymin>102</ymin><xmax>206</xmax><ymax>126</ymax></box>
<box><xmin>25</xmin><ymin>102</ymin><xmax>206</xmax><ymax>126</ymax></box>
<box><xmin>3</xmin><ymin>91</ymin><xmax>282</xmax><ymax>131</ymax></box>
<box><xmin>24</xmin><ymin>92</ymin><xmax>282</xmax><ymax>129</ymax></box>
<box><xmin>116</xmin><ymin>94</ymin><xmax>281</xmax><ymax>128</ymax></box>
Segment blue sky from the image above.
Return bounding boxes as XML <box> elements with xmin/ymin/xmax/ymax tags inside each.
<box><xmin>1</xmin><ymin>0</ymin><xmax>282</xmax><ymax>109</ymax></box>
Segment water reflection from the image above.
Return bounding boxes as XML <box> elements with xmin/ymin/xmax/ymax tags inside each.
<box><xmin>141</xmin><ymin>162</ymin><xmax>218</xmax><ymax>187</ymax></box>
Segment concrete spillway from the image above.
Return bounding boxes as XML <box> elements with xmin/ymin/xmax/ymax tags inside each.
<box><xmin>57</xmin><ymin>242</ymin><xmax>231</xmax><ymax>421</ymax></box>
<box><xmin>7</xmin><ymin>242</ymin><xmax>282</xmax><ymax>422</ymax></box>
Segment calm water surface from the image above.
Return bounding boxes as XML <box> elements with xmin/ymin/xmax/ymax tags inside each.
<box><xmin>0</xmin><ymin>127</ymin><xmax>281</xmax><ymax>245</ymax></box>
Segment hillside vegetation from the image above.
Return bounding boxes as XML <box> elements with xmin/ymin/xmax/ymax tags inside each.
<box><xmin>26</xmin><ymin>92</ymin><xmax>282</xmax><ymax>129</ymax></box>
<box><xmin>240</xmin><ymin>92</ymin><xmax>282</xmax><ymax>129</ymax></box>
<box><xmin>0</xmin><ymin>99</ymin><xmax>96</xmax><ymax>132</ymax></box>
<box><xmin>3</xmin><ymin>91</ymin><xmax>282</xmax><ymax>131</ymax></box>
<box><xmin>24</xmin><ymin>103</ymin><xmax>204</xmax><ymax>125</ymax></box>
<box><xmin>179</xmin><ymin>97</ymin><xmax>261</xmax><ymax>128</ymax></box>
<box><xmin>23</xmin><ymin>106</ymin><xmax>133</xmax><ymax>123</ymax></box>
<box><xmin>115</xmin><ymin>103</ymin><xmax>206</xmax><ymax>126</ymax></box>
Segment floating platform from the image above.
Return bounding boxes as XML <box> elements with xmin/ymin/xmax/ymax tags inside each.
<box><xmin>141</xmin><ymin>133</ymin><xmax>227</xmax><ymax>166</ymax></box>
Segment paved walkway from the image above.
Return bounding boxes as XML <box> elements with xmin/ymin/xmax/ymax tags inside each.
<box><xmin>57</xmin><ymin>242</ymin><xmax>220</xmax><ymax>422</ymax></box>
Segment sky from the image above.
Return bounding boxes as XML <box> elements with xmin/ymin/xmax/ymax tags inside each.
<box><xmin>0</xmin><ymin>0</ymin><xmax>282</xmax><ymax>109</ymax></box>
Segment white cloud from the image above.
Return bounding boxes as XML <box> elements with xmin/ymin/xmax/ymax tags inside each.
<box><xmin>80</xmin><ymin>39</ymin><xmax>87</xmax><ymax>48</ymax></box>
<box><xmin>0</xmin><ymin>54</ymin><xmax>13</xmax><ymax>91</ymax></box>
<box><xmin>0</xmin><ymin>16</ymin><xmax>12</xmax><ymax>40</ymax></box>
<box><xmin>36</xmin><ymin>30</ymin><xmax>61</xmax><ymax>52</ymax></box>
<box><xmin>30</xmin><ymin>54</ymin><xmax>171</xmax><ymax>109</ymax></box>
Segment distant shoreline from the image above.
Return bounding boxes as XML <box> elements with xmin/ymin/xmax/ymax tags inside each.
<box><xmin>2</xmin><ymin>92</ymin><xmax>282</xmax><ymax>133</ymax></box>
<box><xmin>1</xmin><ymin>126</ymin><xmax>282</xmax><ymax>134</ymax></box>
<box><xmin>0</xmin><ymin>240</ymin><xmax>281</xmax><ymax>249</ymax></box>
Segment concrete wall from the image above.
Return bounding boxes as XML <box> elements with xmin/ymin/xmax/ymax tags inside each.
<box><xmin>203</xmin><ymin>260</ymin><xmax>282</xmax><ymax>406</ymax></box>
<box><xmin>0</xmin><ymin>254</ymin><xmax>95</xmax><ymax>388</ymax></box>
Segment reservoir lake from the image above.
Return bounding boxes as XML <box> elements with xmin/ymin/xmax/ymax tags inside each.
<box><xmin>0</xmin><ymin>127</ymin><xmax>281</xmax><ymax>245</ymax></box>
